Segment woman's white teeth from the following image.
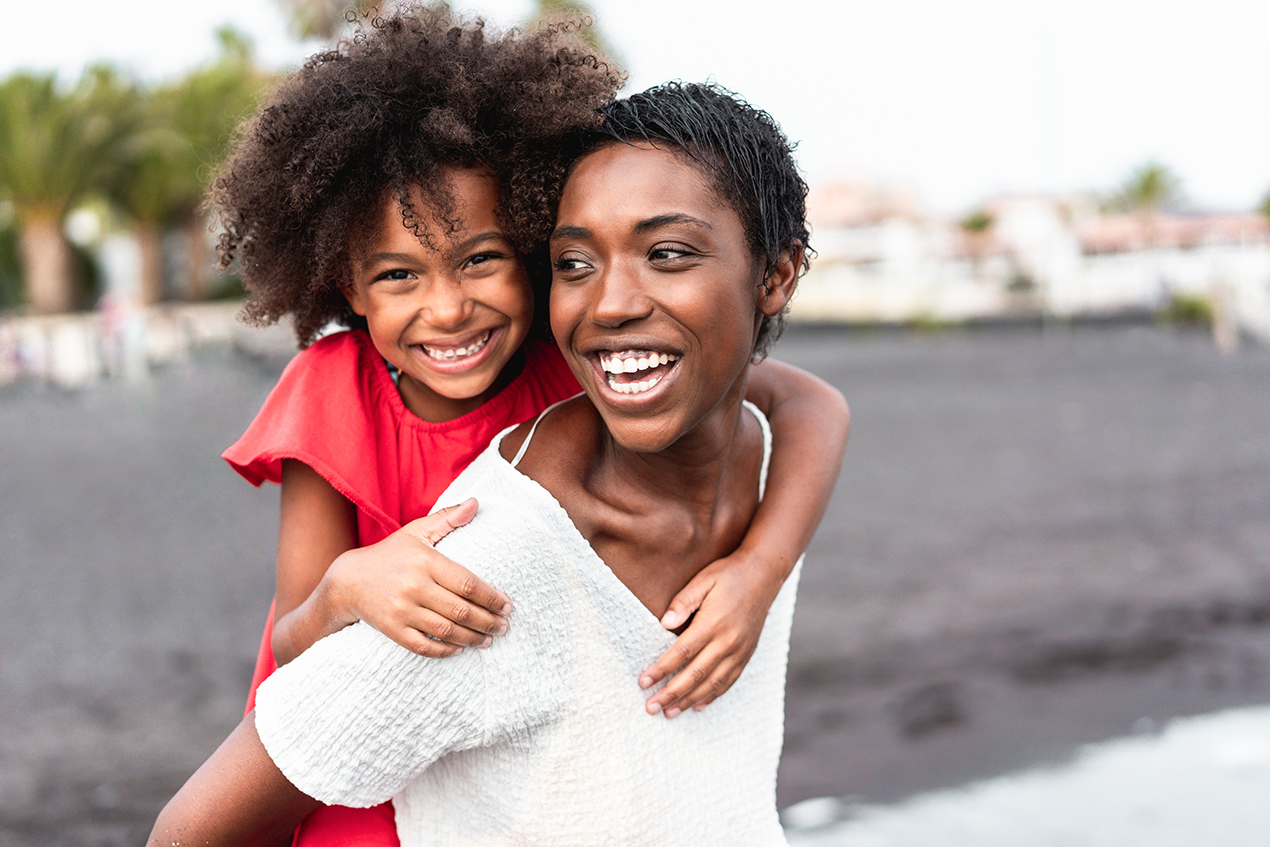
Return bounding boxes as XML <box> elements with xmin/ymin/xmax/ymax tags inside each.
<box><xmin>423</xmin><ymin>331</ymin><xmax>490</xmax><ymax>361</ymax></box>
<box><xmin>608</xmin><ymin>373</ymin><xmax>665</xmax><ymax>394</ymax></box>
<box><xmin>600</xmin><ymin>352</ymin><xmax>678</xmax><ymax>375</ymax></box>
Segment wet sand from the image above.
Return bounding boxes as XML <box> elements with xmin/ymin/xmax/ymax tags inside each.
<box><xmin>2</xmin><ymin>322</ymin><xmax>1268</xmax><ymax>844</ymax></box>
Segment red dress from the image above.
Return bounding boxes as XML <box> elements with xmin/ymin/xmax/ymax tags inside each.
<box><xmin>222</xmin><ymin>329</ymin><xmax>578</xmax><ymax>846</ymax></box>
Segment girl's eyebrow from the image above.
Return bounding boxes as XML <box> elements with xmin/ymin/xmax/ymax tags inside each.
<box><xmin>362</xmin><ymin>251</ymin><xmax>417</xmax><ymax>266</ymax></box>
<box><xmin>452</xmin><ymin>231</ymin><xmax>509</xmax><ymax>253</ymax></box>
<box><xmin>362</xmin><ymin>231</ymin><xmax>507</xmax><ymax>266</ymax></box>
<box><xmin>551</xmin><ymin>215</ymin><xmax>714</xmax><ymax>242</ymax></box>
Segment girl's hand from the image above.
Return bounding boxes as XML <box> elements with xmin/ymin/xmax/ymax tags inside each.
<box><xmin>325</xmin><ymin>499</ymin><xmax>513</xmax><ymax>658</ymax></box>
<box><xmin>638</xmin><ymin>549</ymin><xmax>784</xmax><ymax>718</ymax></box>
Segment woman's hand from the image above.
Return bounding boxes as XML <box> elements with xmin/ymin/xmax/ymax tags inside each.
<box><xmin>639</xmin><ymin>548</ymin><xmax>784</xmax><ymax>718</ymax></box>
<box><xmin>323</xmin><ymin>499</ymin><xmax>513</xmax><ymax>658</ymax></box>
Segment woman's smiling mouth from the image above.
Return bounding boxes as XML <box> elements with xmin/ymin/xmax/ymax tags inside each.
<box><xmin>598</xmin><ymin>350</ymin><xmax>680</xmax><ymax>395</ymax></box>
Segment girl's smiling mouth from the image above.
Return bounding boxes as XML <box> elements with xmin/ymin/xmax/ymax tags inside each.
<box><xmin>419</xmin><ymin>329</ymin><xmax>493</xmax><ymax>362</ymax></box>
<box><xmin>597</xmin><ymin>350</ymin><xmax>680</xmax><ymax>396</ymax></box>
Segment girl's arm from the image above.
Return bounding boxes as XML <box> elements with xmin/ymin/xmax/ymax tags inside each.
<box><xmin>148</xmin><ymin>713</ymin><xmax>318</xmax><ymax>847</ymax></box>
<box><xmin>640</xmin><ymin>358</ymin><xmax>849</xmax><ymax>717</ymax></box>
<box><xmin>272</xmin><ymin>459</ymin><xmax>511</xmax><ymax>665</ymax></box>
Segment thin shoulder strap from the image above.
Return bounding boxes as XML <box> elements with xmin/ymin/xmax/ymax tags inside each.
<box><xmin>742</xmin><ymin>400</ymin><xmax>774</xmax><ymax>500</ymax></box>
<box><xmin>510</xmin><ymin>395</ymin><xmax>579</xmax><ymax>468</ymax></box>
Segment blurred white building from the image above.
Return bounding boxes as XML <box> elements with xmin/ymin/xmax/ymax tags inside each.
<box><xmin>794</xmin><ymin>178</ymin><xmax>1270</xmax><ymax>345</ymax></box>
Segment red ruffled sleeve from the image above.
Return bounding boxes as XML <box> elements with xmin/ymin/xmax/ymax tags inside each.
<box><xmin>223</xmin><ymin>330</ymin><xmax>401</xmax><ymax>543</ymax></box>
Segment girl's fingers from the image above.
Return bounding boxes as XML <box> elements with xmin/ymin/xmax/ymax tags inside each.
<box><xmin>660</xmin><ymin>661</ymin><xmax>743</xmax><ymax>717</ymax></box>
<box><xmin>659</xmin><ymin>571</ymin><xmax>715</xmax><ymax>630</ymax></box>
<box><xmin>395</xmin><ymin>626</ymin><xmax>466</xmax><ymax>658</ymax></box>
<box><xmin>638</xmin><ymin>632</ymin><xmax>703</xmax><ymax>694</ymax></box>
<box><xmin>404</xmin><ymin>499</ymin><xmax>479</xmax><ymax>545</ymax></box>
<box><xmin>405</xmin><ymin>603</ymin><xmax>506</xmax><ymax>649</ymax></box>
<box><xmin>642</xmin><ymin>638</ymin><xmax>715</xmax><ymax>715</ymax></box>
<box><xmin>421</xmin><ymin>572</ymin><xmax>511</xmax><ymax>630</ymax></box>
<box><xmin>431</xmin><ymin>562</ymin><xmax>513</xmax><ymax>616</ymax></box>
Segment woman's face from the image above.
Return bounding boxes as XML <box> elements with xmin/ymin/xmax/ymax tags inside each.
<box><xmin>550</xmin><ymin>141</ymin><xmax>791</xmax><ymax>452</ymax></box>
<box><xmin>345</xmin><ymin>168</ymin><xmax>535</xmax><ymax>423</ymax></box>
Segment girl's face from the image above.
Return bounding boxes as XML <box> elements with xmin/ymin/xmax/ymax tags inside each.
<box><xmin>346</xmin><ymin>168</ymin><xmax>535</xmax><ymax>423</ymax></box>
<box><xmin>550</xmin><ymin>142</ymin><xmax>794</xmax><ymax>453</ymax></box>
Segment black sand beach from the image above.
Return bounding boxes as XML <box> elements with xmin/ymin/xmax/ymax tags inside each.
<box><xmin>2</xmin><ymin>322</ymin><xmax>1268</xmax><ymax>844</ymax></box>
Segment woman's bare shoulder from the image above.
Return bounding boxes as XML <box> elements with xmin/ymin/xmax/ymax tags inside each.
<box><xmin>498</xmin><ymin>397</ymin><xmax>600</xmax><ymax>476</ymax></box>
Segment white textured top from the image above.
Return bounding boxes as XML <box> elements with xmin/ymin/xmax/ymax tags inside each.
<box><xmin>256</xmin><ymin>402</ymin><xmax>800</xmax><ymax>846</ymax></box>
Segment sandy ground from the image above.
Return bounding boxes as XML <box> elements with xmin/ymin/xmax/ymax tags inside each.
<box><xmin>2</xmin><ymin>322</ymin><xmax>1268</xmax><ymax>845</ymax></box>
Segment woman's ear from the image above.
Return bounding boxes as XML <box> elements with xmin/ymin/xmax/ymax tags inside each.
<box><xmin>757</xmin><ymin>242</ymin><xmax>803</xmax><ymax>317</ymax></box>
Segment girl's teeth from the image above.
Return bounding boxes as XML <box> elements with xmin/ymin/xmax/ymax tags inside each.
<box><xmin>423</xmin><ymin>332</ymin><xmax>490</xmax><ymax>361</ymax></box>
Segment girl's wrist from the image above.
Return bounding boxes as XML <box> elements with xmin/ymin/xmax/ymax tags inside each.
<box><xmin>318</xmin><ymin>549</ymin><xmax>363</xmax><ymax>627</ymax></box>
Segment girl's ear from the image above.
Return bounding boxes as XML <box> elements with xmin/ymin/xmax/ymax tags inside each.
<box><xmin>343</xmin><ymin>281</ymin><xmax>368</xmax><ymax>317</ymax></box>
<box><xmin>757</xmin><ymin>242</ymin><xmax>803</xmax><ymax>317</ymax></box>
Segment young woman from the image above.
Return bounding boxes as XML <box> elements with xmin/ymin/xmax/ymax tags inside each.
<box><xmin>150</xmin><ymin>81</ymin><xmax>847</xmax><ymax>847</ymax></box>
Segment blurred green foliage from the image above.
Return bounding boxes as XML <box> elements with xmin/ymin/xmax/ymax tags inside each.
<box><xmin>0</xmin><ymin>30</ymin><xmax>271</xmax><ymax>313</ymax></box>
<box><xmin>1158</xmin><ymin>292</ymin><xmax>1214</xmax><ymax>328</ymax></box>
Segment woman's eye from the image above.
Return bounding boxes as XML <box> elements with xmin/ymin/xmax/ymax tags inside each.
<box><xmin>650</xmin><ymin>245</ymin><xmax>695</xmax><ymax>262</ymax></box>
<box><xmin>553</xmin><ymin>255</ymin><xmax>591</xmax><ymax>273</ymax></box>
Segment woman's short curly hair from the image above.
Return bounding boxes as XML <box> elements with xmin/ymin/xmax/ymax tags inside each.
<box><xmin>212</xmin><ymin>4</ymin><xmax>622</xmax><ymax>347</ymax></box>
<box><xmin>578</xmin><ymin>82</ymin><xmax>811</xmax><ymax>360</ymax></box>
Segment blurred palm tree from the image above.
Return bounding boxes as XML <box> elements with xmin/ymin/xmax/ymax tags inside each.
<box><xmin>0</xmin><ymin>68</ymin><xmax>140</xmax><ymax>313</ymax></box>
<box><xmin>1119</xmin><ymin>161</ymin><xmax>1179</xmax><ymax>217</ymax></box>
<box><xmin>275</xmin><ymin>0</ymin><xmax>376</xmax><ymax>40</ymax></box>
<box><xmin>528</xmin><ymin>0</ymin><xmax>621</xmax><ymax>63</ymax></box>
<box><xmin>275</xmin><ymin>0</ymin><xmax>619</xmax><ymax>63</ymax></box>
<box><xmin>1107</xmin><ymin>161</ymin><xmax>1179</xmax><ymax>249</ymax></box>
<box><xmin>108</xmin><ymin>29</ymin><xmax>268</xmax><ymax>303</ymax></box>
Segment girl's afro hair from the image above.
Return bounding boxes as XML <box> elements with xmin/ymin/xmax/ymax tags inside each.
<box><xmin>211</xmin><ymin>3</ymin><xmax>622</xmax><ymax>346</ymax></box>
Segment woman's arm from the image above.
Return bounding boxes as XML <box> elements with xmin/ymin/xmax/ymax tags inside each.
<box><xmin>272</xmin><ymin>459</ymin><xmax>510</xmax><ymax>665</ymax></box>
<box><xmin>148</xmin><ymin>713</ymin><xmax>319</xmax><ymax>847</ymax></box>
<box><xmin>640</xmin><ymin>358</ymin><xmax>849</xmax><ymax>716</ymax></box>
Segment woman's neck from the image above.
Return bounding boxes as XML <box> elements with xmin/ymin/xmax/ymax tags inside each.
<box><xmin>508</xmin><ymin>389</ymin><xmax>764</xmax><ymax>618</ymax></box>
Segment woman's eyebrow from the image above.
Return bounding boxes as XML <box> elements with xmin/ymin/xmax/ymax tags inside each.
<box><xmin>551</xmin><ymin>215</ymin><xmax>714</xmax><ymax>242</ymax></box>
<box><xmin>632</xmin><ymin>214</ymin><xmax>713</xmax><ymax>235</ymax></box>
<box><xmin>550</xmin><ymin>225</ymin><xmax>590</xmax><ymax>242</ymax></box>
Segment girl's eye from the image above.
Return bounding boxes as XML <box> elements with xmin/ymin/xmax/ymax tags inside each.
<box><xmin>464</xmin><ymin>252</ymin><xmax>502</xmax><ymax>269</ymax></box>
<box><xmin>377</xmin><ymin>268</ymin><xmax>414</xmax><ymax>282</ymax></box>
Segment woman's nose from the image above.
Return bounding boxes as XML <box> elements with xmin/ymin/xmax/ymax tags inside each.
<box><xmin>588</xmin><ymin>262</ymin><xmax>653</xmax><ymax>327</ymax></box>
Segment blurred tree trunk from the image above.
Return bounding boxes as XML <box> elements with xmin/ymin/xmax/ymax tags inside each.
<box><xmin>136</xmin><ymin>220</ymin><xmax>165</xmax><ymax>305</ymax></box>
<box><xmin>184</xmin><ymin>215</ymin><xmax>214</xmax><ymax>300</ymax></box>
<box><xmin>18</xmin><ymin>213</ymin><xmax>74</xmax><ymax>314</ymax></box>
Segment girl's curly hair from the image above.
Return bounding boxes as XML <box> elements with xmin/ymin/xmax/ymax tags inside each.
<box><xmin>211</xmin><ymin>4</ymin><xmax>622</xmax><ymax>346</ymax></box>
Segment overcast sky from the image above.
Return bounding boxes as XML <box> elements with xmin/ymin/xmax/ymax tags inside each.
<box><xmin>5</xmin><ymin>0</ymin><xmax>1269</xmax><ymax>214</ymax></box>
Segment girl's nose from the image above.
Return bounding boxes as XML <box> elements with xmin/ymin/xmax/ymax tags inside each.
<box><xmin>422</xmin><ymin>278</ymin><xmax>474</xmax><ymax>328</ymax></box>
<box><xmin>588</xmin><ymin>262</ymin><xmax>653</xmax><ymax>328</ymax></box>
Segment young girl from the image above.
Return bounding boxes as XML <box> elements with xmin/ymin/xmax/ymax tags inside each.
<box><xmin>150</xmin><ymin>79</ymin><xmax>846</xmax><ymax>847</ymax></box>
<box><xmin>210</xmin><ymin>6</ymin><xmax>847</xmax><ymax>844</ymax></box>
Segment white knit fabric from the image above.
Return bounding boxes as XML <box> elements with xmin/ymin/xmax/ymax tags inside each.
<box><xmin>256</xmin><ymin>402</ymin><xmax>800</xmax><ymax>846</ymax></box>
